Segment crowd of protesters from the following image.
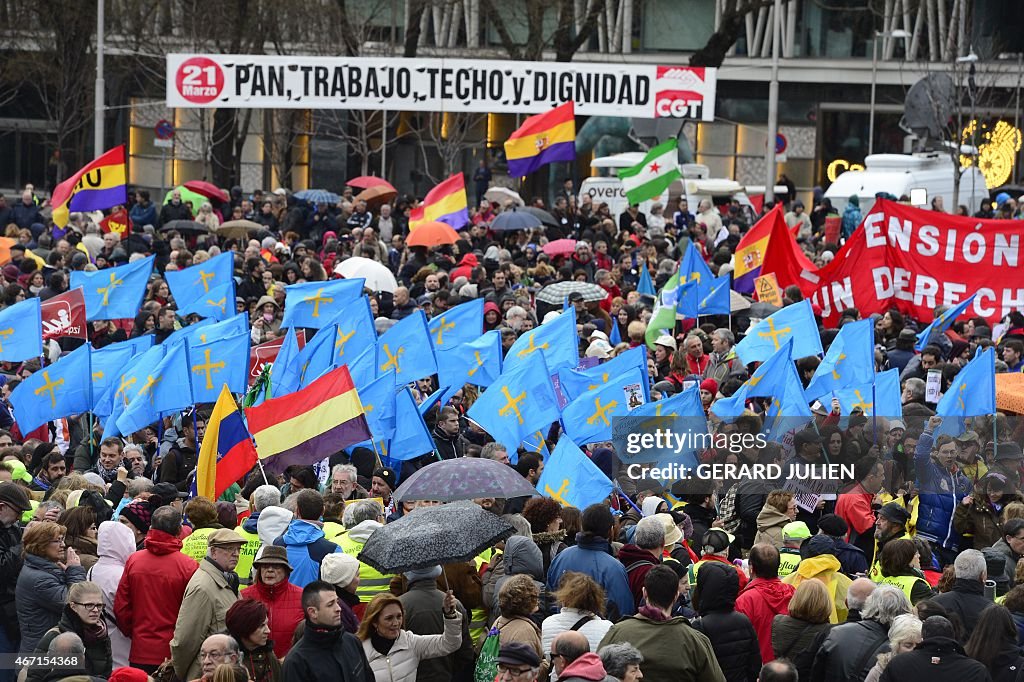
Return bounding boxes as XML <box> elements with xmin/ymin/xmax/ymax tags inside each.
<box><xmin>0</xmin><ymin>175</ymin><xmax>1023</xmax><ymax>682</ymax></box>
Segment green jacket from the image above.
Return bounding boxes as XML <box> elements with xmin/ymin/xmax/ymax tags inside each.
<box><xmin>599</xmin><ymin>613</ymin><xmax>726</xmax><ymax>682</ymax></box>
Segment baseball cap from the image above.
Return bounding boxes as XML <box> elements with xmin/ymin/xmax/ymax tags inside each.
<box><xmin>782</xmin><ymin>521</ymin><xmax>811</xmax><ymax>540</ymax></box>
<box><xmin>149</xmin><ymin>482</ymin><xmax>188</xmax><ymax>507</ymax></box>
<box><xmin>702</xmin><ymin>527</ymin><xmax>735</xmax><ymax>552</ymax></box>
<box><xmin>878</xmin><ymin>502</ymin><xmax>911</xmax><ymax>526</ymax></box>
<box><xmin>2</xmin><ymin>460</ymin><xmax>32</xmax><ymax>485</ymax></box>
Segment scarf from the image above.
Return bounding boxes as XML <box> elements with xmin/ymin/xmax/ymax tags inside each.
<box><xmin>80</xmin><ymin>615</ymin><xmax>107</xmax><ymax>646</ymax></box>
<box><xmin>370</xmin><ymin>630</ymin><xmax>397</xmax><ymax>656</ymax></box>
<box><xmin>638</xmin><ymin>605</ymin><xmax>670</xmax><ymax>622</ymax></box>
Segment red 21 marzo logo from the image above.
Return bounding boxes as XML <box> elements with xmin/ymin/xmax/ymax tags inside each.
<box><xmin>175</xmin><ymin>57</ymin><xmax>225</xmax><ymax>104</ymax></box>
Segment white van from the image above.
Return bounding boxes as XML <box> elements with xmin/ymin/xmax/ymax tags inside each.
<box><xmin>580</xmin><ymin>154</ymin><xmax>777</xmax><ymax>224</ymax></box>
<box><xmin>824</xmin><ymin>152</ymin><xmax>988</xmax><ymax>215</ymax></box>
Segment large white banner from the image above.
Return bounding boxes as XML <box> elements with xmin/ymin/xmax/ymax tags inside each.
<box><xmin>166</xmin><ymin>54</ymin><xmax>716</xmax><ymax>120</ymax></box>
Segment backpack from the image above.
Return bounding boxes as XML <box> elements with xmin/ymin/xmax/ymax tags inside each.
<box><xmin>474</xmin><ymin>627</ymin><xmax>501</xmax><ymax>682</ymax></box>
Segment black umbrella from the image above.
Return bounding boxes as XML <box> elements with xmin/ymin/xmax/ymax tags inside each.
<box><xmin>160</xmin><ymin>219</ymin><xmax>209</xmax><ymax>234</ymax></box>
<box><xmin>357</xmin><ymin>501</ymin><xmax>516</xmax><ymax>573</ymax></box>
<box><xmin>748</xmin><ymin>301</ymin><xmax>782</xmax><ymax>318</ymax></box>
<box><xmin>521</xmin><ymin>206</ymin><xmax>558</xmax><ymax>227</ymax></box>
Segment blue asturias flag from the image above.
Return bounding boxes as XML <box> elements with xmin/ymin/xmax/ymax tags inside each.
<box><xmin>561</xmin><ymin>367</ymin><xmax>647</xmax><ymax>446</ymax></box>
<box><xmin>804</xmin><ymin>319</ymin><xmax>876</xmax><ymax>401</ymax></box>
<box><xmin>271</xmin><ymin>328</ymin><xmax>302</xmax><ymax>398</ymax></box>
<box><xmin>621</xmin><ymin>384</ymin><xmax>707</xmax><ymax>467</ymax></box>
<box><xmin>557</xmin><ymin>346</ymin><xmax>648</xmax><ymax>404</ymax></box>
<box><xmin>712</xmin><ymin>340</ymin><xmax>797</xmax><ymax>422</ymax></box>
<box><xmin>520</xmin><ymin>429</ymin><xmax>551</xmax><ymax>461</ymax></box>
<box><xmin>99</xmin><ymin>344</ymin><xmax>167</xmax><ymax>436</ymax></box>
<box><xmin>187</xmin><ymin>331</ymin><xmax>251</xmax><ymax>403</ymax></box>
<box><xmin>609</xmin><ymin>320</ymin><xmax>622</xmax><ymax>345</ymax></box>
<box><xmin>467</xmin><ymin>357</ymin><xmax>561</xmax><ymax>455</ymax></box>
<box><xmin>504</xmin><ymin>307</ymin><xmax>578</xmax><ymax>373</ymax></box>
<box><xmin>675</xmin><ymin>278</ymin><xmax>700</xmax><ymax>319</ymax></box>
<box><xmin>536</xmin><ymin>437</ymin><xmax>614</xmax><ymax>509</ymax></box>
<box><xmin>117</xmin><ymin>335</ymin><xmax>155</xmax><ymax>358</ymax></box>
<box><xmin>11</xmin><ymin>343</ymin><xmax>92</xmax><ymax>433</ymax></box>
<box><xmin>698</xmin><ymin>274</ymin><xmax>731</xmax><ymax>316</ymax></box>
<box><xmin>345</xmin><ymin>345</ymin><xmax>378</xmax><ymax>389</ymax></box>
<box><xmin>176</xmin><ymin>280</ymin><xmax>236</xmax><ymax>321</ymax></box>
<box><xmin>0</xmin><ymin>297</ymin><xmax>42</xmax><ymax>362</ymax></box>
<box><xmin>70</xmin><ymin>255</ymin><xmax>155</xmax><ymax>321</ymax></box>
<box><xmin>376</xmin><ymin>310</ymin><xmax>437</xmax><ymax>386</ymax></box>
<box><xmin>680</xmin><ymin>241</ymin><xmax>715</xmax><ymax>299</ymax></box>
<box><xmin>90</xmin><ymin>342</ymin><xmax>140</xmax><ymax>413</ymax></box>
<box><xmin>386</xmin><ymin>387</ymin><xmax>437</xmax><ymax>461</ymax></box>
<box><xmin>297</xmin><ymin>324</ymin><xmax>338</xmax><ymax>389</ymax></box>
<box><xmin>358</xmin><ymin>371</ymin><xmax>398</xmax><ymax>442</ymax></box>
<box><xmin>734</xmin><ymin>299</ymin><xmax>822</xmax><ymax>364</ymax></box>
<box><xmin>165</xmin><ymin>252</ymin><xmax>234</xmax><ymax>311</ymax></box>
<box><xmin>280</xmin><ymin>278</ymin><xmax>366</xmax><ymax>329</ymax></box>
<box><xmin>937</xmin><ymin>347</ymin><xmax>995</xmax><ymax>425</ymax></box>
<box><xmin>637</xmin><ymin>262</ymin><xmax>656</xmax><ymax>297</ymax></box>
<box><xmin>760</xmin><ymin>368</ymin><xmax>814</xmax><ymax>443</ymax></box>
<box><xmin>328</xmin><ymin>297</ymin><xmax>376</xmax><ymax>366</ymax></box>
<box><xmin>832</xmin><ymin>368</ymin><xmax>902</xmax><ymax>418</ymax></box>
<box><xmin>437</xmin><ymin>329</ymin><xmax>503</xmax><ymax>401</ymax></box>
<box><xmin>916</xmin><ymin>294</ymin><xmax>978</xmax><ymax>351</ymax></box>
<box><xmin>429</xmin><ymin>298</ymin><xmax>485</xmax><ymax>350</ymax></box>
<box><xmin>162</xmin><ymin>318</ymin><xmax>216</xmax><ymax>351</ymax></box>
<box><xmin>116</xmin><ymin>342</ymin><xmax>193</xmax><ymax>436</ymax></box>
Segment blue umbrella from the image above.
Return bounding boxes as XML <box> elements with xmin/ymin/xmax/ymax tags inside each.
<box><xmin>490</xmin><ymin>209</ymin><xmax>542</xmax><ymax>231</ymax></box>
<box><xmin>294</xmin><ymin>189</ymin><xmax>340</xmax><ymax>205</ymax></box>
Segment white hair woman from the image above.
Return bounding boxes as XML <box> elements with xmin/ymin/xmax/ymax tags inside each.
<box><xmin>864</xmin><ymin>613</ymin><xmax>922</xmax><ymax>682</ymax></box>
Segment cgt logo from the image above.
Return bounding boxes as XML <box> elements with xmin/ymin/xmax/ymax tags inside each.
<box><xmin>653</xmin><ymin>66</ymin><xmax>707</xmax><ymax>119</ymax></box>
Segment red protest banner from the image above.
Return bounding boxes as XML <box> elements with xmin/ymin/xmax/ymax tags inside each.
<box><xmin>796</xmin><ymin>199</ymin><xmax>1024</xmax><ymax>327</ymax></box>
<box><xmin>40</xmin><ymin>287</ymin><xmax>87</xmax><ymax>340</ymax></box>
<box><xmin>248</xmin><ymin>330</ymin><xmax>306</xmax><ymax>385</ymax></box>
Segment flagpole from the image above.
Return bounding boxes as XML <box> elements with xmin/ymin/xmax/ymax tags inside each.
<box><xmin>233</xmin><ymin>400</ymin><xmax>269</xmax><ymax>487</ymax></box>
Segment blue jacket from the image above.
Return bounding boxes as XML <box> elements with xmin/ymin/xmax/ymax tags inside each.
<box><xmin>546</xmin><ymin>534</ymin><xmax>635</xmax><ymax>620</ymax></box>
<box><xmin>273</xmin><ymin>520</ymin><xmax>340</xmax><ymax>588</ymax></box>
<box><xmin>129</xmin><ymin>202</ymin><xmax>157</xmax><ymax>228</ymax></box>
<box><xmin>915</xmin><ymin>430</ymin><xmax>972</xmax><ymax>550</ymax></box>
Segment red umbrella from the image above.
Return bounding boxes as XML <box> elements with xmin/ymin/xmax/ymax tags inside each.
<box><xmin>183</xmin><ymin>180</ymin><xmax>229</xmax><ymax>203</ymax></box>
<box><xmin>542</xmin><ymin>239</ymin><xmax>577</xmax><ymax>257</ymax></box>
<box><xmin>347</xmin><ymin>176</ymin><xmax>396</xmax><ymax>191</ymax></box>
<box><xmin>407</xmin><ymin>222</ymin><xmax>460</xmax><ymax>248</ymax></box>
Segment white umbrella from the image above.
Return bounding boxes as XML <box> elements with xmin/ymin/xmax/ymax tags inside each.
<box><xmin>334</xmin><ymin>256</ymin><xmax>398</xmax><ymax>293</ymax></box>
<box><xmin>485</xmin><ymin>187</ymin><xmax>524</xmax><ymax>206</ymax></box>
<box><xmin>730</xmin><ymin>290</ymin><xmax>752</xmax><ymax>313</ymax></box>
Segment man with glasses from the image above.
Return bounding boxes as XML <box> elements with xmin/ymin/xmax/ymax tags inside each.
<box><xmin>171</xmin><ymin>528</ymin><xmax>245</xmax><ymax>680</ymax></box>
<box><xmin>496</xmin><ymin>642</ymin><xmax>543</xmax><ymax>682</ymax></box>
<box><xmin>196</xmin><ymin>634</ymin><xmax>240</xmax><ymax>678</ymax></box>
<box><xmin>122</xmin><ymin>444</ymin><xmax>147</xmax><ymax>479</ymax></box>
<box><xmin>330</xmin><ymin>464</ymin><xmax>366</xmax><ymax>501</ymax></box>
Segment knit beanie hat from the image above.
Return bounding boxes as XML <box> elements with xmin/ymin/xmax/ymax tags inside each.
<box><xmin>120</xmin><ymin>500</ymin><xmax>152</xmax><ymax>534</ymax></box>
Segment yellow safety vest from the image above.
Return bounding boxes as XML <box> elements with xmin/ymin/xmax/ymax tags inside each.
<box><xmin>335</xmin><ymin>533</ymin><xmax>394</xmax><ymax>602</ymax></box>
<box><xmin>869</xmin><ymin>531</ymin><xmax>914</xmax><ymax>581</ymax></box>
<box><xmin>181</xmin><ymin>527</ymin><xmax>218</xmax><ymax>563</ymax></box>
<box><xmin>878</xmin><ymin>574</ymin><xmax>930</xmax><ymax>604</ymax></box>
<box><xmin>779</xmin><ymin>550</ymin><xmax>801</xmax><ymax>578</ymax></box>
<box><xmin>323</xmin><ymin>521</ymin><xmax>346</xmax><ymax>544</ymax></box>
<box><xmin>469</xmin><ymin>553</ymin><xmax>489</xmax><ymax>647</ymax></box>
<box><xmin>234</xmin><ymin>525</ymin><xmax>261</xmax><ymax>586</ymax></box>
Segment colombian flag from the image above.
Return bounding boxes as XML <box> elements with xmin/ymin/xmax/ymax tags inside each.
<box><xmin>409</xmin><ymin>173</ymin><xmax>469</xmax><ymax>231</ymax></box>
<box><xmin>51</xmin><ymin>145</ymin><xmax>128</xmax><ymax>228</ymax></box>
<box><xmin>245</xmin><ymin>365</ymin><xmax>371</xmax><ymax>475</ymax></box>
<box><xmin>197</xmin><ymin>385</ymin><xmax>258</xmax><ymax>500</ymax></box>
<box><xmin>733</xmin><ymin>203</ymin><xmax>782</xmax><ymax>293</ymax></box>
<box><xmin>504</xmin><ymin>102</ymin><xmax>576</xmax><ymax>178</ymax></box>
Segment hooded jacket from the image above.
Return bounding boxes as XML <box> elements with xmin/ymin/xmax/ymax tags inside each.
<box><xmin>450</xmin><ymin>253</ymin><xmax>479</xmax><ymax>282</ymax></box>
<box><xmin>273</xmin><ymin>519</ymin><xmax>341</xmax><ymax>588</ymax></box>
<box><xmin>336</xmin><ymin>520</ymin><xmax>393</xmax><ymax>603</ymax></box>
<box><xmin>114</xmin><ymin>528</ymin><xmax>199</xmax><ymax>666</ymax></box>
<box><xmin>548</xmin><ymin>535</ymin><xmax>636</xmax><ymax>622</ymax></box>
<box><xmin>752</xmin><ymin>506</ymin><xmax>791</xmax><ymax>549</ymax></box>
<box><xmin>691</xmin><ymin>562</ymin><xmax>762</xmax><ymax>682</ymax></box>
<box><xmin>87</xmin><ymin>520</ymin><xmax>136</xmax><ymax>668</ymax></box>
<box><xmin>617</xmin><ymin>543</ymin><xmax>660</xmax><ymax>607</ymax></box>
<box><xmin>16</xmin><ymin>553</ymin><xmax>88</xmax><ymax>655</ymax></box>
<box><xmin>735</xmin><ymin>577</ymin><xmax>795</xmax><ymax>663</ymax></box>
<box><xmin>256</xmin><ymin>505</ymin><xmax>292</xmax><ymax>545</ymax></box>
<box><xmin>242</xmin><ymin>573</ymin><xmax>304</xmax><ymax>658</ymax></box>
<box><xmin>782</xmin><ymin>554</ymin><xmax>851</xmax><ymax>624</ymax></box>
<box><xmin>558</xmin><ymin>652</ymin><xmax>617</xmax><ymax>682</ymax></box>
<box><xmin>490</xmin><ymin>536</ymin><xmax>546</xmax><ymax>617</ymax></box>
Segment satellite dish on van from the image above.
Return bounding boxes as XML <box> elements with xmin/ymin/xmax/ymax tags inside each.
<box><xmin>629</xmin><ymin>118</ymin><xmax>685</xmax><ymax>146</ymax></box>
<box><xmin>899</xmin><ymin>73</ymin><xmax>955</xmax><ymax>146</ymax></box>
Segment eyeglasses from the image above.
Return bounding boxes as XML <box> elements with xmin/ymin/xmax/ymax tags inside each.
<box><xmin>497</xmin><ymin>665</ymin><xmax>535</xmax><ymax>678</ymax></box>
<box><xmin>73</xmin><ymin>602</ymin><xmax>103</xmax><ymax>612</ymax></box>
<box><xmin>49</xmin><ymin>538</ymin><xmax>66</xmax><ymax>545</ymax></box>
<box><xmin>200</xmin><ymin>650</ymin><xmax>231</xmax><ymax>660</ymax></box>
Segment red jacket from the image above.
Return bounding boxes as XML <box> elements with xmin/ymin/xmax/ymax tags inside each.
<box><xmin>450</xmin><ymin>254</ymin><xmax>479</xmax><ymax>282</ymax></box>
<box><xmin>114</xmin><ymin>529</ymin><xmax>199</xmax><ymax>666</ymax></box>
<box><xmin>242</xmin><ymin>577</ymin><xmax>304</xmax><ymax>658</ymax></box>
<box><xmin>734</xmin><ymin>577</ymin><xmax>796</xmax><ymax>663</ymax></box>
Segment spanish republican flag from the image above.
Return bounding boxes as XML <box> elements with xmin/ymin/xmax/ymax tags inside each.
<box><xmin>197</xmin><ymin>385</ymin><xmax>258</xmax><ymax>500</ymax></box>
<box><xmin>245</xmin><ymin>365</ymin><xmax>370</xmax><ymax>474</ymax></box>
<box><xmin>409</xmin><ymin>173</ymin><xmax>469</xmax><ymax>231</ymax></box>
<box><xmin>504</xmin><ymin>101</ymin><xmax>576</xmax><ymax>178</ymax></box>
<box><xmin>51</xmin><ymin>145</ymin><xmax>128</xmax><ymax>228</ymax></box>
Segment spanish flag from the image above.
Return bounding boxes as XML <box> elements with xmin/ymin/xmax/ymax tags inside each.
<box><xmin>245</xmin><ymin>365</ymin><xmax>371</xmax><ymax>474</ymax></box>
<box><xmin>409</xmin><ymin>173</ymin><xmax>469</xmax><ymax>231</ymax></box>
<box><xmin>733</xmin><ymin>203</ymin><xmax>782</xmax><ymax>293</ymax></box>
<box><xmin>51</xmin><ymin>145</ymin><xmax>128</xmax><ymax>228</ymax></box>
<box><xmin>504</xmin><ymin>102</ymin><xmax>576</xmax><ymax>178</ymax></box>
<box><xmin>197</xmin><ymin>385</ymin><xmax>259</xmax><ymax>501</ymax></box>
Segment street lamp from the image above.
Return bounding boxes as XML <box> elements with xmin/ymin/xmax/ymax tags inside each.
<box><xmin>868</xmin><ymin>29</ymin><xmax>910</xmax><ymax>156</ymax></box>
